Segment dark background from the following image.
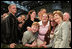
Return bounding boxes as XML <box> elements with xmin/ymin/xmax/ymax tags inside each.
<box><xmin>1</xmin><ymin>1</ymin><xmax>71</xmax><ymax>20</ymax></box>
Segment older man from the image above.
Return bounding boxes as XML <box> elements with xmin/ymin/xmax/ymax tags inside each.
<box><xmin>63</xmin><ymin>12</ymin><xmax>71</xmax><ymax>47</ymax></box>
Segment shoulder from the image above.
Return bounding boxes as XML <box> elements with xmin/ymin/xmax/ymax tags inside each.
<box><xmin>61</xmin><ymin>21</ymin><xmax>68</xmax><ymax>26</ymax></box>
<box><xmin>23</xmin><ymin>31</ymin><xmax>32</xmax><ymax>35</ymax></box>
<box><xmin>61</xmin><ymin>22</ymin><xmax>69</xmax><ymax>29</ymax></box>
<box><xmin>38</xmin><ymin>21</ymin><xmax>42</xmax><ymax>25</ymax></box>
<box><xmin>8</xmin><ymin>13</ymin><xmax>13</xmax><ymax>18</ymax></box>
<box><xmin>67</xmin><ymin>21</ymin><xmax>71</xmax><ymax>26</ymax></box>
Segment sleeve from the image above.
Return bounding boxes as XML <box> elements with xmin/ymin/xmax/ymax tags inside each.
<box><xmin>59</xmin><ymin>22</ymin><xmax>69</xmax><ymax>48</ymax></box>
<box><xmin>69</xmin><ymin>22</ymin><xmax>71</xmax><ymax>42</ymax></box>
<box><xmin>22</xmin><ymin>32</ymin><xmax>30</xmax><ymax>45</ymax></box>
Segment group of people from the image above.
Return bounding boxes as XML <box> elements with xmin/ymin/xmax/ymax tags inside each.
<box><xmin>1</xmin><ymin>4</ymin><xmax>71</xmax><ymax>48</ymax></box>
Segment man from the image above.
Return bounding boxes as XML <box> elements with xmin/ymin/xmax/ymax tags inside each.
<box><xmin>63</xmin><ymin>12</ymin><xmax>71</xmax><ymax>47</ymax></box>
<box><xmin>21</xmin><ymin>15</ymin><xmax>26</xmax><ymax>25</ymax></box>
<box><xmin>22</xmin><ymin>22</ymin><xmax>39</xmax><ymax>47</ymax></box>
<box><xmin>21</xmin><ymin>15</ymin><xmax>25</xmax><ymax>21</ymax></box>
<box><xmin>20</xmin><ymin>15</ymin><xmax>26</xmax><ymax>33</ymax></box>
<box><xmin>1</xmin><ymin>4</ymin><xmax>19</xmax><ymax>48</ymax></box>
<box><xmin>17</xmin><ymin>16</ymin><xmax>23</xmax><ymax>42</ymax></box>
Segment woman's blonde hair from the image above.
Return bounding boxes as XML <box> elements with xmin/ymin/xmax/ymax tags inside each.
<box><xmin>53</xmin><ymin>10</ymin><xmax>63</xmax><ymax>20</ymax></box>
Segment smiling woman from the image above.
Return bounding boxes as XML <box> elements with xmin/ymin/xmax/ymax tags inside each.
<box><xmin>52</xmin><ymin>10</ymin><xmax>70</xmax><ymax>48</ymax></box>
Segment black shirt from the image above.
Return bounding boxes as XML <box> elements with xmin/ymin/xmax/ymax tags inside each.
<box><xmin>22</xmin><ymin>18</ymin><xmax>40</xmax><ymax>33</ymax></box>
<box><xmin>1</xmin><ymin>13</ymin><xmax>19</xmax><ymax>44</ymax></box>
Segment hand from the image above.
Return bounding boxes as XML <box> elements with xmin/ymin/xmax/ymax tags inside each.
<box><xmin>9</xmin><ymin>43</ymin><xmax>16</xmax><ymax>48</ymax></box>
<box><xmin>51</xmin><ymin>31</ymin><xmax>54</xmax><ymax>34</ymax></box>
<box><xmin>29</xmin><ymin>45</ymin><xmax>36</xmax><ymax>47</ymax></box>
<box><xmin>38</xmin><ymin>44</ymin><xmax>43</xmax><ymax>48</ymax></box>
<box><xmin>42</xmin><ymin>45</ymin><xmax>47</xmax><ymax>48</ymax></box>
<box><xmin>27</xmin><ymin>27</ymin><xmax>32</xmax><ymax>31</ymax></box>
<box><xmin>50</xmin><ymin>34</ymin><xmax>54</xmax><ymax>39</ymax></box>
<box><xmin>38</xmin><ymin>42</ymin><xmax>46</xmax><ymax>48</ymax></box>
<box><xmin>24</xmin><ymin>44</ymin><xmax>31</xmax><ymax>47</ymax></box>
<box><xmin>29</xmin><ymin>41</ymin><xmax>37</xmax><ymax>47</ymax></box>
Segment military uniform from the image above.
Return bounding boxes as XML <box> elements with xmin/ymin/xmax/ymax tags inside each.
<box><xmin>22</xmin><ymin>31</ymin><xmax>38</xmax><ymax>45</ymax></box>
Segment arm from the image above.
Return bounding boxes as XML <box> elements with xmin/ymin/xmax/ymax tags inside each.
<box><xmin>43</xmin><ymin>39</ymin><xmax>53</xmax><ymax>48</ymax></box>
<box><xmin>29</xmin><ymin>40</ymin><xmax>37</xmax><ymax>47</ymax></box>
<box><xmin>42</xmin><ymin>41</ymin><xmax>47</xmax><ymax>45</ymax></box>
<box><xmin>39</xmin><ymin>41</ymin><xmax>47</xmax><ymax>47</ymax></box>
<box><xmin>69</xmin><ymin>22</ymin><xmax>71</xmax><ymax>42</ymax></box>
<box><xmin>24</xmin><ymin>44</ymin><xmax>31</xmax><ymax>47</ymax></box>
<box><xmin>27</xmin><ymin>27</ymin><xmax>32</xmax><ymax>31</ymax></box>
<box><xmin>46</xmin><ymin>42</ymin><xmax>53</xmax><ymax>48</ymax></box>
<box><xmin>9</xmin><ymin>43</ymin><xmax>16</xmax><ymax>48</ymax></box>
<box><xmin>22</xmin><ymin>32</ymin><xmax>30</xmax><ymax>46</ymax></box>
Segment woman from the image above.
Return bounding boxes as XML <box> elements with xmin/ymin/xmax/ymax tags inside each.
<box><xmin>22</xmin><ymin>10</ymin><xmax>37</xmax><ymax>32</ymax></box>
<box><xmin>53</xmin><ymin>10</ymin><xmax>70</xmax><ymax>48</ymax></box>
<box><xmin>42</xmin><ymin>10</ymin><xmax>70</xmax><ymax>48</ymax></box>
<box><xmin>27</xmin><ymin>13</ymin><xmax>51</xmax><ymax>48</ymax></box>
<box><xmin>40</xmin><ymin>13</ymin><xmax>57</xmax><ymax>48</ymax></box>
<box><xmin>32</xmin><ymin>13</ymin><xmax>50</xmax><ymax>48</ymax></box>
<box><xmin>48</xmin><ymin>13</ymin><xmax>57</xmax><ymax>33</ymax></box>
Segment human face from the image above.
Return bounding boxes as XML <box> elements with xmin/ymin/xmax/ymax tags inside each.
<box><xmin>49</xmin><ymin>14</ymin><xmax>54</xmax><ymax>21</ymax></box>
<box><xmin>51</xmin><ymin>20</ymin><xmax>57</xmax><ymax>27</ymax></box>
<box><xmin>10</xmin><ymin>5</ymin><xmax>17</xmax><ymax>14</ymax></box>
<box><xmin>31</xmin><ymin>11</ymin><xmax>36</xmax><ymax>18</ymax></box>
<box><xmin>63</xmin><ymin>13</ymin><xmax>69</xmax><ymax>21</ymax></box>
<box><xmin>42</xmin><ymin>13</ymin><xmax>48</xmax><ymax>23</ymax></box>
<box><xmin>22</xmin><ymin>15</ymin><xmax>25</xmax><ymax>20</ymax></box>
<box><xmin>17</xmin><ymin>17</ymin><xmax>22</xmax><ymax>22</ymax></box>
<box><xmin>54</xmin><ymin>14</ymin><xmax>61</xmax><ymax>23</ymax></box>
<box><xmin>31</xmin><ymin>25</ymin><xmax>39</xmax><ymax>33</ymax></box>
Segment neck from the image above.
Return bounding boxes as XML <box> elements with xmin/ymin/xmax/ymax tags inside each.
<box><xmin>32</xmin><ymin>32</ymin><xmax>35</xmax><ymax>34</ymax></box>
<box><xmin>66</xmin><ymin>19</ymin><xmax>69</xmax><ymax>21</ymax></box>
<box><xmin>31</xmin><ymin>17</ymin><xmax>34</xmax><ymax>21</ymax></box>
<box><xmin>9</xmin><ymin>11</ymin><xmax>15</xmax><ymax>16</ymax></box>
<box><xmin>57</xmin><ymin>19</ymin><xmax>63</xmax><ymax>24</ymax></box>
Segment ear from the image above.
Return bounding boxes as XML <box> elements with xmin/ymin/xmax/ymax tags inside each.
<box><xmin>8</xmin><ymin>8</ymin><xmax>11</xmax><ymax>12</ymax></box>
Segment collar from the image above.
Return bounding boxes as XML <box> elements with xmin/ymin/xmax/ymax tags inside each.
<box><xmin>39</xmin><ymin>21</ymin><xmax>50</xmax><ymax>27</ymax></box>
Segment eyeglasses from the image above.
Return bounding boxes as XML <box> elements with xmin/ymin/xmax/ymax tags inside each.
<box><xmin>43</xmin><ymin>14</ymin><xmax>47</xmax><ymax>17</ymax></box>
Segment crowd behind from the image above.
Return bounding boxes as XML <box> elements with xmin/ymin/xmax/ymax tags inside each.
<box><xmin>1</xmin><ymin>4</ymin><xmax>71</xmax><ymax>48</ymax></box>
